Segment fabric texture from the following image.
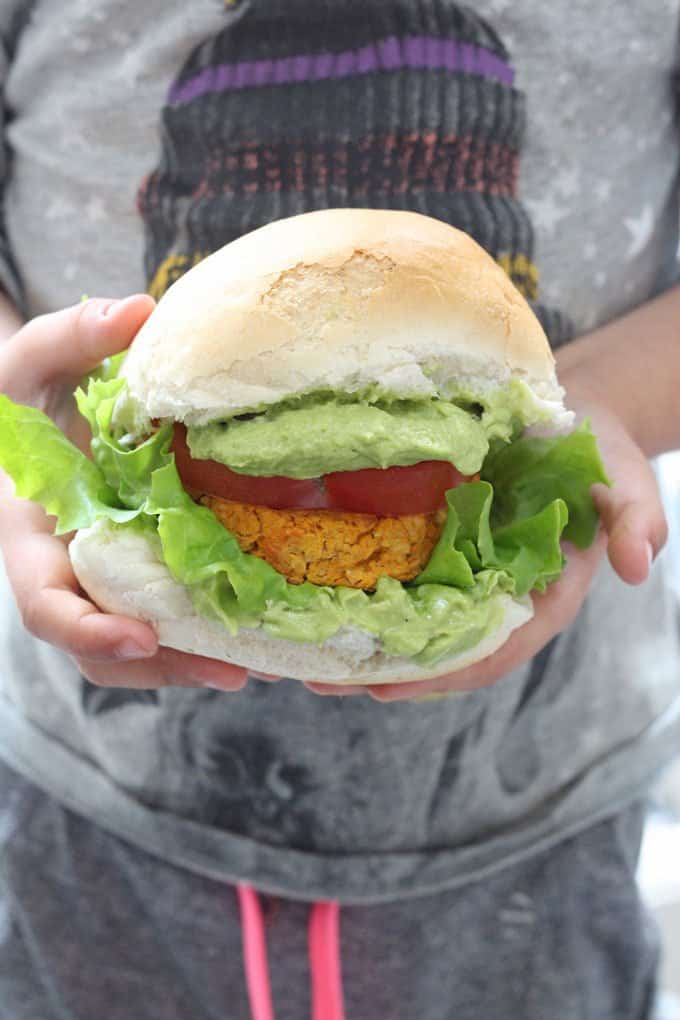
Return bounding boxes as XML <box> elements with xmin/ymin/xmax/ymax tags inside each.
<box><xmin>0</xmin><ymin>4</ymin><xmax>27</xmax><ymax>311</ymax></box>
<box><xmin>137</xmin><ymin>1</ymin><xmax>571</xmax><ymax>341</ymax></box>
<box><xmin>0</xmin><ymin>0</ymin><xmax>678</xmax><ymax>906</ymax></box>
<box><xmin>0</xmin><ymin>760</ymin><xmax>660</xmax><ymax>1020</ymax></box>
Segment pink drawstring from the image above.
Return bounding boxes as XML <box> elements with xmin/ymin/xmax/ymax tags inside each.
<box><xmin>237</xmin><ymin>885</ymin><xmax>346</xmax><ymax>1020</ymax></box>
<box><xmin>237</xmin><ymin>885</ymin><xmax>276</xmax><ymax>1020</ymax></box>
<box><xmin>309</xmin><ymin>901</ymin><xmax>346</xmax><ymax>1020</ymax></box>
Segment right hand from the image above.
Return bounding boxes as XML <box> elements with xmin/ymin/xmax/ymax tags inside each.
<box><xmin>0</xmin><ymin>296</ymin><xmax>251</xmax><ymax>691</ymax></box>
<box><xmin>307</xmin><ymin>395</ymin><xmax>667</xmax><ymax>701</ymax></box>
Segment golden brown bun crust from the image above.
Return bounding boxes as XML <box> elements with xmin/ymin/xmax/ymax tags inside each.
<box><xmin>122</xmin><ymin>209</ymin><xmax>561</xmax><ymax>426</ymax></box>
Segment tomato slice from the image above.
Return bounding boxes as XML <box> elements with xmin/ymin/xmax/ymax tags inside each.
<box><xmin>171</xmin><ymin>425</ymin><xmax>474</xmax><ymax>515</ymax></box>
<box><xmin>170</xmin><ymin>425</ymin><xmax>327</xmax><ymax>509</ymax></box>
<box><xmin>324</xmin><ymin>461</ymin><xmax>469</xmax><ymax>515</ymax></box>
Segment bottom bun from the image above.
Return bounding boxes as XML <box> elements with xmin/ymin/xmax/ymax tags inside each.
<box><xmin>70</xmin><ymin>520</ymin><xmax>533</xmax><ymax>685</ymax></box>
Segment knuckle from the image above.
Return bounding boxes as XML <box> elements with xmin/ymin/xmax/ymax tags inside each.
<box><xmin>152</xmin><ymin>650</ymin><xmax>197</xmax><ymax>689</ymax></box>
<box><xmin>70</xmin><ymin>298</ymin><xmax>98</xmax><ymax>339</ymax></box>
<box><xmin>75</xmin><ymin>661</ymin><xmax>114</xmax><ymax>687</ymax></box>
<box><xmin>156</xmin><ymin>667</ymin><xmax>194</xmax><ymax>689</ymax></box>
<box><xmin>19</xmin><ymin>592</ymin><xmax>46</xmax><ymax>638</ymax></box>
<box><xmin>74</xmin><ymin>661</ymin><xmax>99</xmax><ymax>684</ymax></box>
<box><xmin>656</xmin><ymin>515</ymin><xmax>670</xmax><ymax>552</ymax></box>
<box><xmin>66</xmin><ymin>298</ymin><xmax>108</xmax><ymax>354</ymax></box>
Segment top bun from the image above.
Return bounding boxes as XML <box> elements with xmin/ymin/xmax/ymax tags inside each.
<box><xmin>122</xmin><ymin>209</ymin><xmax>562</xmax><ymax>427</ymax></box>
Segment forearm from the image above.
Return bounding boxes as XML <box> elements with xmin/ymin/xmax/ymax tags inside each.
<box><xmin>556</xmin><ymin>284</ymin><xmax>680</xmax><ymax>458</ymax></box>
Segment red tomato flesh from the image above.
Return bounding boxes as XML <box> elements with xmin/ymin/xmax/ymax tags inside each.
<box><xmin>324</xmin><ymin>462</ymin><xmax>468</xmax><ymax>514</ymax></box>
<box><xmin>171</xmin><ymin>424</ymin><xmax>473</xmax><ymax>516</ymax></box>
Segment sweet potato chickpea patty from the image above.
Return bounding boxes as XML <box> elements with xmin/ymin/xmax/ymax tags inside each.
<box><xmin>200</xmin><ymin>495</ymin><xmax>446</xmax><ymax>589</ymax></box>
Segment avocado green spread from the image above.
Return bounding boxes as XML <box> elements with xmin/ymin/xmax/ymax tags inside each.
<box><xmin>257</xmin><ymin>572</ymin><xmax>512</xmax><ymax>665</ymax></box>
<box><xmin>185</xmin><ymin>382</ymin><xmax>549</xmax><ymax>479</ymax></box>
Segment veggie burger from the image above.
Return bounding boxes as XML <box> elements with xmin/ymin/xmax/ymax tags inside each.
<box><xmin>0</xmin><ymin>209</ymin><xmax>608</xmax><ymax>684</ymax></box>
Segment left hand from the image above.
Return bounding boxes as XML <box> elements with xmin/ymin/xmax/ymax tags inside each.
<box><xmin>305</xmin><ymin>392</ymin><xmax>667</xmax><ymax>702</ymax></box>
<box><xmin>0</xmin><ymin>297</ymin><xmax>250</xmax><ymax>691</ymax></box>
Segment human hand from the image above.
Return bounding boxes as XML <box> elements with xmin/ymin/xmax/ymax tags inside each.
<box><xmin>306</xmin><ymin>394</ymin><xmax>667</xmax><ymax>702</ymax></box>
<box><xmin>0</xmin><ymin>296</ymin><xmax>249</xmax><ymax>691</ymax></box>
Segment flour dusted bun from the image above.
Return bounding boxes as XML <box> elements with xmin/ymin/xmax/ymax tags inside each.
<box><xmin>122</xmin><ymin>208</ymin><xmax>564</xmax><ymax>428</ymax></box>
<box><xmin>70</xmin><ymin>521</ymin><xmax>534</xmax><ymax>685</ymax></box>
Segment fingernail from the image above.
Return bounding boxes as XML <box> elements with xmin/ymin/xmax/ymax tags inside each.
<box><xmin>249</xmin><ymin>670</ymin><xmax>280</xmax><ymax>682</ymax></box>
<box><xmin>368</xmin><ymin>689</ymin><xmax>395</xmax><ymax>702</ymax></box>
<box><xmin>197</xmin><ymin>666</ymin><xmax>248</xmax><ymax>690</ymax></box>
<box><xmin>115</xmin><ymin>638</ymin><xmax>156</xmax><ymax>660</ymax></box>
<box><xmin>304</xmin><ymin>682</ymin><xmax>369</xmax><ymax>696</ymax></box>
<box><xmin>104</xmin><ymin>293</ymin><xmax>152</xmax><ymax>317</ymax></box>
<box><xmin>202</xmin><ymin>679</ymin><xmax>247</xmax><ymax>691</ymax></box>
<box><xmin>100</xmin><ymin>294</ymin><xmax>148</xmax><ymax>318</ymax></box>
<box><xmin>645</xmin><ymin>541</ymin><xmax>654</xmax><ymax>569</ymax></box>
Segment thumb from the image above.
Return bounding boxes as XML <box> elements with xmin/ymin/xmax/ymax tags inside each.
<box><xmin>3</xmin><ymin>294</ymin><xmax>155</xmax><ymax>395</ymax></box>
<box><xmin>594</xmin><ymin>420</ymin><xmax>668</xmax><ymax>585</ymax></box>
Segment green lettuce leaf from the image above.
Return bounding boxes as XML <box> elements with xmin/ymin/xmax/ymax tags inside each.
<box><xmin>0</xmin><ymin>394</ymin><xmax>138</xmax><ymax>533</ymax></box>
<box><xmin>413</xmin><ymin>421</ymin><xmax>608</xmax><ymax>597</ymax></box>
<box><xmin>416</xmin><ymin>481</ymin><xmax>567</xmax><ymax>596</ymax></box>
<box><xmin>75</xmin><ymin>377</ymin><xmax>173</xmax><ymax>508</ymax></box>
<box><xmin>482</xmin><ymin>420</ymin><xmax>610</xmax><ymax>548</ymax></box>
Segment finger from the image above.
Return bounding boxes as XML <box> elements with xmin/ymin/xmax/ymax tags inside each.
<box><xmin>595</xmin><ymin>490</ymin><xmax>658</xmax><ymax>585</ymax></box>
<box><xmin>368</xmin><ymin>533</ymin><xmax>606</xmax><ymax>702</ymax></box>
<box><xmin>1</xmin><ymin>493</ymin><xmax>250</xmax><ymax>688</ymax></box>
<box><xmin>1</xmin><ymin>497</ymin><xmax>158</xmax><ymax>660</ymax></box>
<box><xmin>76</xmin><ymin>647</ymin><xmax>248</xmax><ymax>691</ymax></box>
<box><xmin>2</xmin><ymin>294</ymin><xmax>155</xmax><ymax>395</ymax></box>
<box><xmin>593</xmin><ymin>428</ymin><xmax>667</xmax><ymax>584</ymax></box>
<box><xmin>248</xmin><ymin>671</ymin><xmax>282</xmax><ymax>683</ymax></box>
<box><xmin>304</xmin><ymin>682</ymin><xmax>372</xmax><ymax>696</ymax></box>
<box><xmin>22</xmin><ymin>585</ymin><xmax>161</xmax><ymax>661</ymax></box>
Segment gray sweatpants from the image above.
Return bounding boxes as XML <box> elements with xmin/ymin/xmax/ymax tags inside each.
<box><xmin>0</xmin><ymin>758</ymin><xmax>658</xmax><ymax>1020</ymax></box>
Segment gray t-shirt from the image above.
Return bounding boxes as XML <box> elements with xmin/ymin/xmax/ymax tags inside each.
<box><xmin>0</xmin><ymin>0</ymin><xmax>678</xmax><ymax>902</ymax></box>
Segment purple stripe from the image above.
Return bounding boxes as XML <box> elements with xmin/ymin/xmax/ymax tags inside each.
<box><xmin>168</xmin><ymin>35</ymin><xmax>514</xmax><ymax>105</ymax></box>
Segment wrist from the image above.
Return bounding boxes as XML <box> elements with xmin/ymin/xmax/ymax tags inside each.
<box><xmin>555</xmin><ymin>295</ymin><xmax>680</xmax><ymax>459</ymax></box>
<box><xmin>556</xmin><ymin>355</ymin><xmax>633</xmax><ymax>443</ymax></box>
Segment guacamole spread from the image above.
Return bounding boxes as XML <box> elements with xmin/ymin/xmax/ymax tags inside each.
<box><xmin>186</xmin><ymin>382</ymin><xmax>554</xmax><ymax>479</ymax></box>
